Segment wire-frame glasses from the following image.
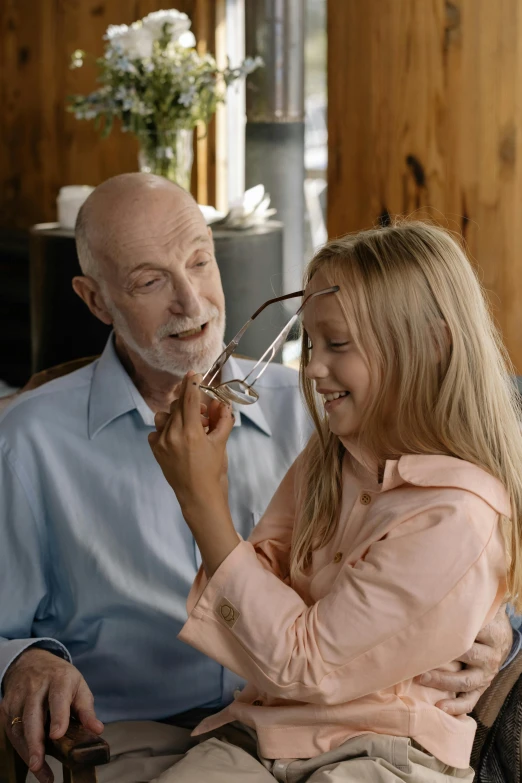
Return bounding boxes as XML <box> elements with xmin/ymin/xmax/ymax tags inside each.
<box><xmin>200</xmin><ymin>285</ymin><xmax>339</xmax><ymax>405</ymax></box>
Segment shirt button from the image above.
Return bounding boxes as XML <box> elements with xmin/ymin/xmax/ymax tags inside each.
<box><xmin>333</xmin><ymin>552</ymin><xmax>343</xmax><ymax>564</ymax></box>
<box><xmin>252</xmin><ymin>699</ymin><xmax>263</xmax><ymax>706</ymax></box>
<box><xmin>360</xmin><ymin>492</ymin><xmax>372</xmax><ymax>505</ymax></box>
<box><xmin>233</xmin><ymin>689</ymin><xmax>242</xmax><ymax>699</ymax></box>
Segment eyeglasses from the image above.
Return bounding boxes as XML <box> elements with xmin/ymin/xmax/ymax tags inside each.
<box><xmin>200</xmin><ymin>285</ymin><xmax>340</xmax><ymax>405</ymax></box>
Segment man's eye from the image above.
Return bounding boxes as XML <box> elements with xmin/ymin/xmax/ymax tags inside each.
<box><xmin>194</xmin><ymin>258</ymin><xmax>210</xmax><ymax>268</ymax></box>
<box><xmin>140</xmin><ymin>278</ymin><xmax>161</xmax><ymax>288</ymax></box>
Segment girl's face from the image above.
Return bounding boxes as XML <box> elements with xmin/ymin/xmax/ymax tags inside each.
<box><xmin>303</xmin><ymin>272</ymin><xmax>373</xmax><ymax>440</ymax></box>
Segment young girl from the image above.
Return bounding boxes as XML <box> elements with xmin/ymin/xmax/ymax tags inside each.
<box><xmin>149</xmin><ymin>221</ymin><xmax>522</xmax><ymax>782</ymax></box>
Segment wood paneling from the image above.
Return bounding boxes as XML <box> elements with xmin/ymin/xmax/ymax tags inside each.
<box><xmin>0</xmin><ymin>0</ymin><xmax>223</xmax><ymax>230</ymax></box>
<box><xmin>328</xmin><ymin>0</ymin><xmax>522</xmax><ymax>372</ymax></box>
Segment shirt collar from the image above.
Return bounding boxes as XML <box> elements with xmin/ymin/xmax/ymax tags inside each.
<box><xmin>88</xmin><ymin>334</ymin><xmax>155</xmax><ymax>439</ymax></box>
<box><xmin>222</xmin><ymin>355</ymin><xmax>272</xmax><ymax>437</ymax></box>
<box><xmin>88</xmin><ymin>337</ymin><xmax>272</xmax><ymax>439</ymax></box>
<box><xmin>396</xmin><ymin>454</ymin><xmax>512</xmax><ymax>518</ymax></box>
<box><xmin>342</xmin><ymin>438</ymin><xmax>511</xmax><ymax>517</ymax></box>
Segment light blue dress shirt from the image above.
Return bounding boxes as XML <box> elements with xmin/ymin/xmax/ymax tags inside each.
<box><xmin>0</xmin><ymin>335</ymin><xmax>312</xmax><ymax>722</ymax></box>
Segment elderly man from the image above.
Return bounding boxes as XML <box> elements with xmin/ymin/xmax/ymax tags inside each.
<box><xmin>0</xmin><ymin>175</ymin><xmax>515</xmax><ymax>783</ymax></box>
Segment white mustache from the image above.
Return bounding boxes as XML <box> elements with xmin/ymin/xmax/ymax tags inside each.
<box><xmin>156</xmin><ymin>306</ymin><xmax>220</xmax><ymax>339</ymax></box>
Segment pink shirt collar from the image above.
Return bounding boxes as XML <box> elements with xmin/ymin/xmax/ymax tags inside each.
<box><xmin>342</xmin><ymin>438</ymin><xmax>512</xmax><ymax>518</ymax></box>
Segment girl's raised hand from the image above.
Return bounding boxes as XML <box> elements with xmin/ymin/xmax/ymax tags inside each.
<box><xmin>148</xmin><ymin>371</ymin><xmax>235</xmax><ymax>522</ymax></box>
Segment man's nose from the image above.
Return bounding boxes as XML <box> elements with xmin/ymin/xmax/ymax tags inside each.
<box><xmin>169</xmin><ymin>278</ymin><xmax>202</xmax><ymax>319</ymax></box>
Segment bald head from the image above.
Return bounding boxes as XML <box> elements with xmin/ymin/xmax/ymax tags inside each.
<box><xmin>72</xmin><ymin>172</ymin><xmax>225</xmax><ymax>380</ymax></box>
<box><xmin>75</xmin><ymin>173</ymin><xmax>199</xmax><ymax>281</ymax></box>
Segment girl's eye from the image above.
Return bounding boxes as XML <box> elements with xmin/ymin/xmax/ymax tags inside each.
<box><xmin>330</xmin><ymin>341</ymin><xmax>350</xmax><ymax>349</ymax></box>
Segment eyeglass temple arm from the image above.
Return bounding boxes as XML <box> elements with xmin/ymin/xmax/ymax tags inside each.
<box><xmin>295</xmin><ymin>285</ymin><xmax>339</xmax><ymax>317</ymax></box>
<box><xmin>250</xmin><ymin>290</ymin><xmax>304</xmax><ymax>320</ymax></box>
<box><xmin>201</xmin><ymin>290</ymin><xmax>304</xmax><ymax>386</ymax></box>
<box><xmin>202</xmin><ymin>286</ymin><xmax>338</xmax><ymax>388</ymax></box>
<box><xmin>241</xmin><ymin>286</ymin><xmax>340</xmax><ymax>389</ymax></box>
<box><xmin>201</xmin><ymin>317</ymin><xmax>255</xmax><ymax>386</ymax></box>
<box><xmin>242</xmin><ymin>315</ymin><xmax>298</xmax><ymax>388</ymax></box>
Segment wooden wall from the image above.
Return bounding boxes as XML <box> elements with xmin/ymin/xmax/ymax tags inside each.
<box><xmin>328</xmin><ymin>0</ymin><xmax>522</xmax><ymax>372</ymax></box>
<box><xmin>0</xmin><ymin>0</ymin><xmax>221</xmax><ymax>230</ymax></box>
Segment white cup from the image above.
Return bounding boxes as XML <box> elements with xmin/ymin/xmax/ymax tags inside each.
<box><xmin>57</xmin><ymin>186</ymin><xmax>95</xmax><ymax>230</ymax></box>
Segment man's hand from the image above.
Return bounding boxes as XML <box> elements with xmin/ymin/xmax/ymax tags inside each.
<box><xmin>415</xmin><ymin>605</ymin><xmax>513</xmax><ymax>715</ymax></box>
<box><xmin>1</xmin><ymin>647</ymin><xmax>103</xmax><ymax>783</ymax></box>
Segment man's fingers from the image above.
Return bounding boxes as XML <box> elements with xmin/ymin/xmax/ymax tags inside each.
<box><xmin>416</xmin><ymin>666</ymin><xmax>491</xmax><ymax>693</ymax></box>
<box><xmin>435</xmin><ymin>689</ymin><xmax>484</xmax><ymax>716</ymax></box>
<box><xmin>47</xmin><ymin>684</ymin><xmax>74</xmax><ymax>739</ymax></box>
<box><xmin>22</xmin><ymin>694</ymin><xmax>47</xmax><ymax>774</ymax></box>
<box><xmin>475</xmin><ymin>608</ymin><xmax>513</xmax><ymax>666</ymax></box>
<box><xmin>7</xmin><ymin>723</ymin><xmax>54</xmax><ymax>783</ymax></box>
<box><xmin>76</xmin><ymin>707</ymin><xmax>104</xmax><ymax>735</ymax></box>
<box><xmin>72</xmin><ymin>683</ymin><xmax>104</xmax><ymax>734</ymax></box>
<box><xmin>457</xmin><ymin>641</ymin><xmax>500</xmax><ymax>673</ymax></box>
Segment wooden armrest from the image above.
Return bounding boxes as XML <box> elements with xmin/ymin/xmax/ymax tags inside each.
<box><xmin>3</xmin><ymin>717</ymin><xmax>109</xmax><ymax>783</ymax></box>
<box><xmin>45</xmin><ymin>717</ymin><xmax>110</xmax><ymax>767</ymax></box>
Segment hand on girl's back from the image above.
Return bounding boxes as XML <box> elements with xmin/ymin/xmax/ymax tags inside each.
<box><xmin>415</xmin><ymin>604</ymin><xmax>512</xmax><ymax>715</ymax></box>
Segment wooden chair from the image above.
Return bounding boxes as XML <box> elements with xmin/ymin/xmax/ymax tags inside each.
<box><xmin>2</xmin><ymin>718</ymin><xmax>110</xmax><ymax>782</ymax></box>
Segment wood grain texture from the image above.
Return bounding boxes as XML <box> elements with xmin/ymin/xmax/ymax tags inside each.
<box><xmin>328</xmin><ymin>0</ymin><xmax>522</xmax><ymax>371</ymax></box>
<box><xmin>0</xmin><ymin>0</ymin><xmax>224</xmax><ymax>230</ymax></box>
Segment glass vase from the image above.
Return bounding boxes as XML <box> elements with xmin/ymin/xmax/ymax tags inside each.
<box><xmin>137</xmin><ymin>128</ymin><xmax>193</xmax><ymax>190</ymax></box>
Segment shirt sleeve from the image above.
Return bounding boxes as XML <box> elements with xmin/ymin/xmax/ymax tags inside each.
<box><xmin>502</xmin><ymin>628</ymin><xmax>522</xmax><ymax>668</ymax></box>
<box><xmin>179</xmin><ymin>492</ymin><xmax>506</xmax><ymax>706</ymax></box>
<box><xmin>501</xmin><ymin>605</ymin><xmax>522</xmax><ymax>668</ymax></box>
<box><xmin>0</xmin><ymin>443</ymin><xmax>71</xmax><ymax>694</ymax></box>
<box><xmin>186</xmin><ymin>458</ymin><xmax>298</xmax><ymax>614</ymax></box>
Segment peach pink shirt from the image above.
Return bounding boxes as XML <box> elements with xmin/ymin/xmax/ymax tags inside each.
<box><xmin>178</xmin><ymin>448</ymin><xmax>510</xmax><ymax>769</ymax></box>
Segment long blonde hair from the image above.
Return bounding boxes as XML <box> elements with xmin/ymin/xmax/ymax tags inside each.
<box><xmin>293</xmin><ymin>220</ymin><xmax>522</xmax><ymax>610</ymax></box>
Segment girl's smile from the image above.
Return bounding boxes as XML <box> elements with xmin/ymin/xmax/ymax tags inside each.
<box><xmin>303</xmin><ymin>272</ymin><xmax>372</xmax><ymax>439</ymax></box>
<box><xmin>317</xmin><ymin>388</ymin><xmax>351</xmax><ymax>413</ymax></box>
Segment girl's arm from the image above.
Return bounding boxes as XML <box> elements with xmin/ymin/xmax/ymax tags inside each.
<box><xmin>186</xmin><ymin>458</ymin><xmax>299</xmax><ymax>614</ymax></box>
<box><xmin>178</xmin><ymin>495</ymin><xmax>506</xmax><ymax>705</ymax></box>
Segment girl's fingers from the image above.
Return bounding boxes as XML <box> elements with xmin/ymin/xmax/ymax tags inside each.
<box><xmin>182</xmin><ymin>372</ymin><xmax>203</xmax><ymax>428</ymax></box>
<box><xmin>169</xmin><ymin>373</ymin><xmax>191</xmax><ymax>415</ymax></box>
<box><xmin>148</xmin><ymin>431</ymin><xmax>160</xmax><ymax>449</ymax></box>
<box><xmin>154</xmin><ymin>411</ymin><xmax>170</xmax><ymax>433</ymax></box>
<box><xmin>155</xmin><ymin>404</ymin><xmax>206</xmax><ymax>434</ymax></box>
<box><xmin>207</xmin><ymin>402</ymin><xmax>235</xmax><ymax>445</ymax></box>
<box><xmin>207</xmin><ymin>398</ymin><xmax>224</xmax><ymax>432</ymax></box>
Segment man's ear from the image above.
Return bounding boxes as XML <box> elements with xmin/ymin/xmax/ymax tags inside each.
<box><xmin>72</xmin><ymin>276</ymin><xmax>113</xmax><ymax>326</ymax></box>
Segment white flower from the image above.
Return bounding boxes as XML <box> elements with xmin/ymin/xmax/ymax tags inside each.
<box><xmin>105</xmin><ymin>24</ymin><xmax>129</xmax><ymax>41</ymax></box>
<box><xmin>178</xmin><ymin>30</ymin><xmax>196</xmax><ymax>48</ymax></box>
<box><xmin>141</xmin><ymin>9</ymin><xmax>191</xmax><ymax>42</ymax></box>
<box><xmin>106</xmin><ymin>21</ymin><xmax>154</xmax><ymax>60</ymax></box>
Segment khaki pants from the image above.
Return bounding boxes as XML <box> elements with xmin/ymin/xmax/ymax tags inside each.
<box><xmin>27</xmin><ymin>721</ymin><xmax>474</xmax><ymax>783</ymax></box>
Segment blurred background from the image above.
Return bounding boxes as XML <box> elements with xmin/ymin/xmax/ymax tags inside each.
<box><xmin>0</xmin><ymin>0</ymin><xmax>520</xmax><ymax>392</ymax></box>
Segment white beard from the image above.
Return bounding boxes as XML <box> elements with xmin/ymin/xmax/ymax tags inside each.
<box><xmin>108</xmin><ymin>302</ymin><xmax>226</xmax><ymax>378</ymax></box>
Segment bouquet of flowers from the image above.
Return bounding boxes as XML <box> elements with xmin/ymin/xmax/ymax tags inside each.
<box><xmin>69</xmin><ymin>9</ymin><xmax>261</xmax><ymax>187</ymax></box>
